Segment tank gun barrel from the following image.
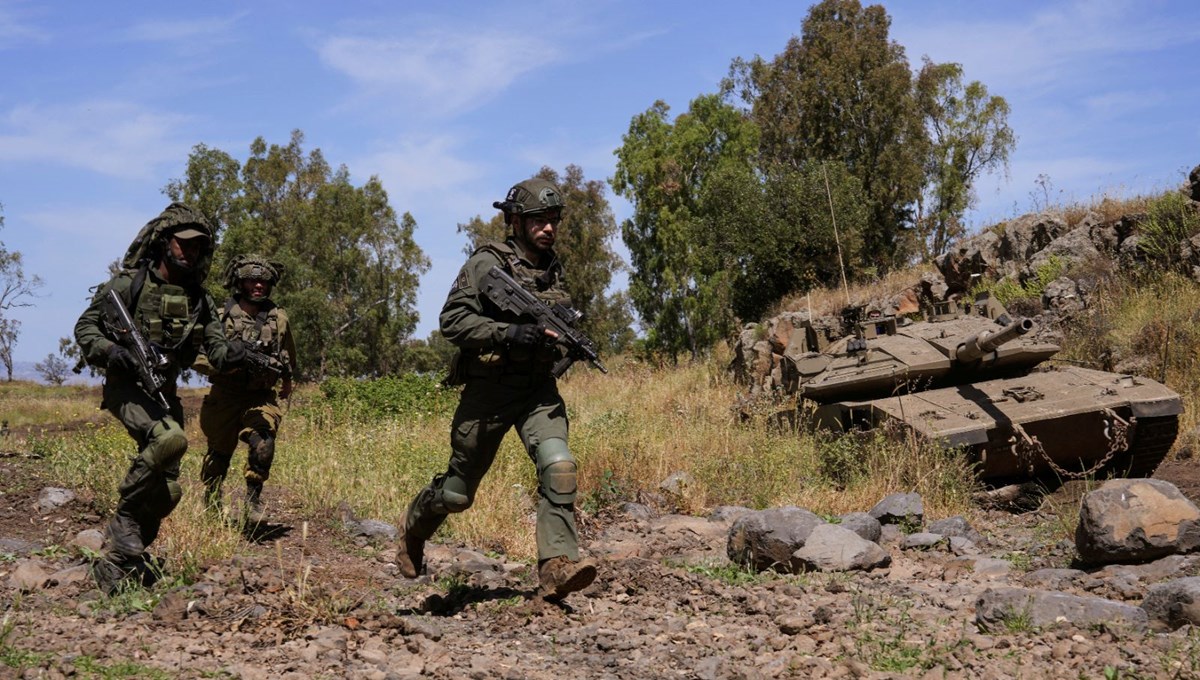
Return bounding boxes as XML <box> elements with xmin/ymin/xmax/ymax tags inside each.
<box><xmin>954</xmin><ymin>317</ymin><xmax>1034</xmax><ymax>363</ymax></box>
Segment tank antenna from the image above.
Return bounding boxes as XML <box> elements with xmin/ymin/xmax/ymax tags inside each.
<box><xmin>822</xmin><ymin>162</ymin><xmax>852</xmax><ymax>308</ymax></box>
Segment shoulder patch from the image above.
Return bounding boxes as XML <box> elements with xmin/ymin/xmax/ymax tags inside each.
<box><xmin>451</xmin><ymin>269</ymin><xmax>471</xmax><ymax>293</ymax></box>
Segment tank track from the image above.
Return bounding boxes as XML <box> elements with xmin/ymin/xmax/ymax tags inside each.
<box><xmin>1104</xmin><ymin>414</ymin><xmax>1179</xmax><ymax>479</ymax></box>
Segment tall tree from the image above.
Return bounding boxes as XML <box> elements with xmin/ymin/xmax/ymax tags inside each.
<box><xmin>701</xmin><ymin>160</ymin><xmax>870</xmax><ymax>322</ymax></box>
<box><xmin>165</xmin><ymin>130</ymin><xmax>429</xmax><ymax>379</ymax></box>
<box><xmin>457</xmin><ymin>165</ymin><xmax>632</xmax><ymax>353</ymax></box>
<box><xmin>0</xmin><ymin>205</ymin><xmax>44</xmax><ymax>381</ymax></box>
<box><xmin>611</xmin><ymin>95</ymin><xmax>759</xmax><ymax>360</ymax></box>
<box><xmin>729</xmin><ymin>0</ymin><xmax>929</xmax><ymax>272</ymax></box>
<box><xmin>915</xmin><ymin>58</ymin><xmax>1015</xmax><ymax>260</ymax></box>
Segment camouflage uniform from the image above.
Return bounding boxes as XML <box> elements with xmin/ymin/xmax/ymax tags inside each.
<box><xmin>401</xmin><ymin>178</ymin><xmax>597</xmax><ymax>600</ymax></box>
<box><xmin>197</xmin><ymin>255</ymin><xmax>296</xmax><ymax>521</ymax></box>
<box><xmin>74</xmin><ymin>203</ymin><xmax>243</xmax><ymax>592</ymax></box>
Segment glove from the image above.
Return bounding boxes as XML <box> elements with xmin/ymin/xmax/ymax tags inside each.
<box><xmin>106</xmin><ymin>344</ymin><xmax>137</xmax><ymax>372</ymax></box>
<box><xmin>505</xmin><ymin>323</ymin><xmax>546</xmax><ymax>347</ymax></box>
<box><xmin>224</xmin><ymin>339</ymin><xmax>246</xmax><ymax>366</ymax></box>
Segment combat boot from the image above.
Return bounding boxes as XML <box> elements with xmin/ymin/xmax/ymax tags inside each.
<box><xmin>90</xmin><ymin>557</ymin><xmax>136</xmax><ymax>596</ymax></box>
<box><xmin>243</xmin><ymin>482</ymin><xmax>266</xmax><ymax>524</ymax></box>
<box><xmin>203</xmin><ymin>478</ymin><xmax>223</xmax><ymax>518</ymax></box>
<box><xmin>397</xmin><ymin>519</ymin><xmax>425</xmax><ymax>579</ymax></box>
<box><xmin>537</xmin><ymin>556</ymin><xmax>597</xmax><ymax>600</ymax></box>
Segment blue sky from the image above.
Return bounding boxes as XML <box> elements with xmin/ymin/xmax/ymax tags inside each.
<box><xmin>2</xmin><ymin>0</ymin><xmax>1198</xmax><ymax>366</ymax></box>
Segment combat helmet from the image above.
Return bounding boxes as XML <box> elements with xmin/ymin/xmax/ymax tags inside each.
<box><xmin>223</xmin><ymin>254</ymin><xmax>283</xmax><ymax>302</ymax></box>
<box><xmin>493</xmin><ymin>178</ymin><xmax>564</xmax><ymax>216</ymax></box>
<box><xmin>120</xmin><ymin>202</ymin><xmax>216</xmax><ymax>281</ymax></box>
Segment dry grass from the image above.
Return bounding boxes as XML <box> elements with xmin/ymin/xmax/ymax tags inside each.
<box><xmin>774</xmin><ymin>263</ymin><xmax>938</xmax><ymax>320</ymax></box>
<box><xmin>15</xmin><ymin>354</ymin><xmax>983</xmax><ymax>565</ymax></box>
<box><xmin>0</xmin><ymin>382</ymin><xmax>103</xmax><ymax>431</ymax></box>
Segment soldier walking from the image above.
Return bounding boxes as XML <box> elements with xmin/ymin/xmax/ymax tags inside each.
<box><xmin>399</xmin><ymin>178</ymin><xmax>598</xmax><ymax>600</ymax></box>
<box><xmin>74</xmin><ymin>203</ymin><xmax>246</xmax><ymax>593</ymax></box>
<box><xmin>197</xmin><ymin>254</ymin><xmax>296</xmax><ymax>524</ymax></box>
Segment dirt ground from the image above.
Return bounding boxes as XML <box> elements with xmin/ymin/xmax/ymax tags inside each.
<box><xmin>4</xmin><ymin>420</ymin><xmax>1200</xmax><ymax>679</ymax></box>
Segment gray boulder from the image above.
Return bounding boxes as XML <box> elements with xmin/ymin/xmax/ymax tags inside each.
<box><xmin>868</xmin><ymin>492</ymin><xmax>924</xmax><ymax>529</ymax></box>
<box><xmin>791</xmin><ymin>523</ymin><xmax>890</xmax><ymax>572</ymax></box>
<box><xmin>1076</xmin><ymin>478</ymin><xmax>1200</xmax><ymax>565</ymax></box>
<box><xmin>836</xmin><ymin>512</ymin><xmax>881</xmax><ymax>543</ymax></box>
<box><xmin>727</xmin><ymin>506</ymin><xmax>824</xmax><ymax>572</ymax></box>
<box><xmin>976</xmin><ymin>586</ymin><xmax>1148</xmax><ymax>633</ymax></box>
<box><xmin>36</xmin><ymin>487</ymin><xmax>76</xmax><ymax>514</ymax></box>
<box><xmin>1143</xmin><ymin>576</ymin><xmax>1200</xmax><ymax>630</ymax></box>
<box><xmin>927</xmin><ymin>516</ymin><xmax>984</xmax><ymax>544</ymax></box>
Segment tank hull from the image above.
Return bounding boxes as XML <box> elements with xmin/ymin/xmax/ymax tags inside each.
<box><xmin>813</xmin><ymin>366</ymin><xmax>1182</xmax><ymax>485</ymax></box>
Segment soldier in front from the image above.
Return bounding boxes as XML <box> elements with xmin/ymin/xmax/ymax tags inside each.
<box><xmin>398</xmin><ymin>178</ymin><xmax>598</xmax><ymax>600</ymax></box>
<box><xmin>196</xmin><ymin>254</ymin><xmax>296</xmax><ymax>524</ymax></box>
<box><xmin>74</xmin><ymin>202</ymin><xmax>246</xmax><ymax>593</ymax></box>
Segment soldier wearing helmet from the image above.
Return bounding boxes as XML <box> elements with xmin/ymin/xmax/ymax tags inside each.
<box><xmin>398</xmin><ymin>177</ymin><xmax>598</xmax><ymax>601</ymax></box>
<box><xmin>74</xmin><ymin>202</ymin><xmax>247</xmax><ymax>594</ymax></box>
<box><xmin>196</xmin><ymin>254</ymin><xmax>297</xmax><ymax>524</ymax></box>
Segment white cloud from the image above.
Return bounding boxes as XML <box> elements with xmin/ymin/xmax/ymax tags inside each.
<box><xmin>121</xmin><ymin>11</ymin><xmax>247</xmax><ymax>44</ymax></box>
<box><xmin>0</xmin><ymin>2</ymin><xmax>48</xmax><ymax>48</ymax></box>
<box><xmin>354</xmin><ymin>133</ymin><xmax>486</xmax><ymax>201</ymax></box>
<box><xmin>1082</xmin><ymin>90</ymin><xmax>1168</xmax><ymax>118</ymax></box>
<box><xmin>317</xmin><ymin>30</ymin><xmax>561</xmax><ymax>116</ymax></box>
<box><xmin>0</xmin><ymin>100</ymin><xmax>192</xmax><ymax>179</ymax></box>
<box><xmin>894</xmin><ymin>1</ymin><xmax>1200</xmax><ymax>91</ymax></box>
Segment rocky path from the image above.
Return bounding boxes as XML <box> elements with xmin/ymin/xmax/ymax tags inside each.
<box><xmin>5</xmin><ymin>452</ymin><xmax>1200</xmax><ymax>679</ymax></box>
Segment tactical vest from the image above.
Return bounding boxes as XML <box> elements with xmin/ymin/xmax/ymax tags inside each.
<box><xmin>478</xmin><ymin>240</ymin><xmax>572</xmax><ymax>309</ymax></box>
<box><xmin>120</xmin><ymin>266</ymin><xmax>206</xmax><ymax>369</ymax></box>
<box><xmin>214</xmin><ymin>298</ymin><xmax>286</xmax><ymax>390</ymax></box>
<box><xmin>466</xmin><ymin>240</ymin><xmax>572</xmax><ymax>379</ymax></box>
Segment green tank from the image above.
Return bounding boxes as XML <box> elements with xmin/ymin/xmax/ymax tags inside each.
<box><xmin>784</xmin><ymin>300</ymin><xmax>1182</xmax><ymax>486</ymax></box>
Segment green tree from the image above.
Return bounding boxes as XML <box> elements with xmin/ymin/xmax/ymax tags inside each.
<box><xmin>165</xmin><ymin>130</ymin><xmax>429</xmax><ymax>379</ymax></box>
<box><xmin>0</xmin><ymin>205</ymin><xmax>43</xmax><ymax>381</ymax></box>
<box><xmin>728</xmin><ymin>0</ymin><xmax>929</xmax><ymax>271</ymax></box>
<box><xmin>457</xmin><ymin>165</ymin><xmax>632</xmax><ymax>353</ymax></box>
<box><xmin>34</xmin><ymin>339</ymin><xmax>72</xmax><ymax>385</ymax></box>
<box><xmin>701</xmin><ymin>160</ymin><xmax>870</xmax><ymax>322</ymax></box>
<box><xmin>611</xmin><ymin>95</ymin><xmax>759</xmax><ymax>360</ymax></box>
<box><xmin>915</xmin><ymin>58</ymin><xmax>1015</xmax><ymax>260</ymax></box>
<box><xmin>399</xmin><ymin>330</ymin><xmax>458</xmax><ymax>375</ymax></box>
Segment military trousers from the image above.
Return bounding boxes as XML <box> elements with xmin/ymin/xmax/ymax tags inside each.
<box><xmin>199</xmin><ymin>383</ymin><xmax>283</xmax><ymax>483</ymax></box>
<box><xmin>102</xmin><ymin>374</ymin><xmax>188</xmax><ymax>565</ymax></box>
<box><xmin>406</xmin><ymin>375</ymin><xmax>579</xmax><ymax>562</ymax></box>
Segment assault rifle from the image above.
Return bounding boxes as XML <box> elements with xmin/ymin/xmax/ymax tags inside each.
<box><xmin>106</xmin><ymin>289</ymin><xmax>172</xmax><ymax>410</ymax></box>
<box><xmin>481</xmin><ymin>265</ymin><xmax>607</xmax><ymax>378</ymax></box>
<box><xmin>243</xmin><ymin>341</ymin><xmax>285</xmax><ymax>382</ymax></box>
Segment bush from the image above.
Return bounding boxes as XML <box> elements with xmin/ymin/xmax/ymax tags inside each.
<box><xmin>971</xmin><ymin>255</ymin><xmax>1069</xmax><ymax>307</ymax></box>
<box><xmin>318</xmin><ymin>374</ymin><xmax>459</xmax><ymax>422</ymax></box>
<box><xmin>1139</xmin><ymin>191</ymin><xmax>1200</xmax><ymax>267</ymax></box>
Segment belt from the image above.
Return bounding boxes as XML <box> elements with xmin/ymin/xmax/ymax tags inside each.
<box><xmin>465</xmin><ymin>364</ymin><xmax>551</xmax><ymax>387</ymax></box>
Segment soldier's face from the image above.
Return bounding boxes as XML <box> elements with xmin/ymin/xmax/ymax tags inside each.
<box><xmin>519</xmin><ymin>211</ymin><xmax>560</xmax><ymax>252</ymax></box>
<box><xmin>239</xmin><ymin>278</ymin><xmax>271</xmax><ymax>300</ymax></box>
<box><xmin>169</xmin><ymin>235</ymin><xmax>207</xmax><ymax>268</ymax></box>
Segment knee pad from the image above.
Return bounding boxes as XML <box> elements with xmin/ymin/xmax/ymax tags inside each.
<box><xmin>142</xmin><ymin>420</ymin><xmax>187</xmax><ymax>471</ymax></box>
<box><xmin>201</xmin><ymin>448</ymin><xmax>232</xmax><ymax>484</ymax></box>
<box><xmin>164</xmin><ymin>479</ymin><xmax>183</xmax><ymax>515</ymax></box>
<box><xmin>245</xmin><ymin>432</ymin><xmax>275</xmax><ymax>483</ymax></box>
<box><xmin>535</xmin><ymin>438</ymin><xmax>577</xmax><ymax>506</ymax></box>
<box><xmin>431</xmin><ymin>473</ymin><xmax>473</xmax><ymax>513</ymax></box>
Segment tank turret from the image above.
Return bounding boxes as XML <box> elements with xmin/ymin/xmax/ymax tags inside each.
<box><xmin>782</xmin><ymin>300</ymin><xmax>1181</xmax><ymax>487</ymax></box>
<box><xmin>953</xmin><ymin>317</ymin><xmax>1034</xmax><ymax>363</ymax></box>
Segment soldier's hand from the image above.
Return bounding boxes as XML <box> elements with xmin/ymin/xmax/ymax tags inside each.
<box><xmin>106</xmin><ymin>344</ymin><xmax>137</xmax><ymax>372</ymax></box>
<box><xmin>225</xmin><ymin>339</ymin><xmax>246</xmax><ymax>365</ymax></box>
<box><xmin>505</xmin><ymin>323</ymin><xmax>549</xmax><ymax>347</ymax></box>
